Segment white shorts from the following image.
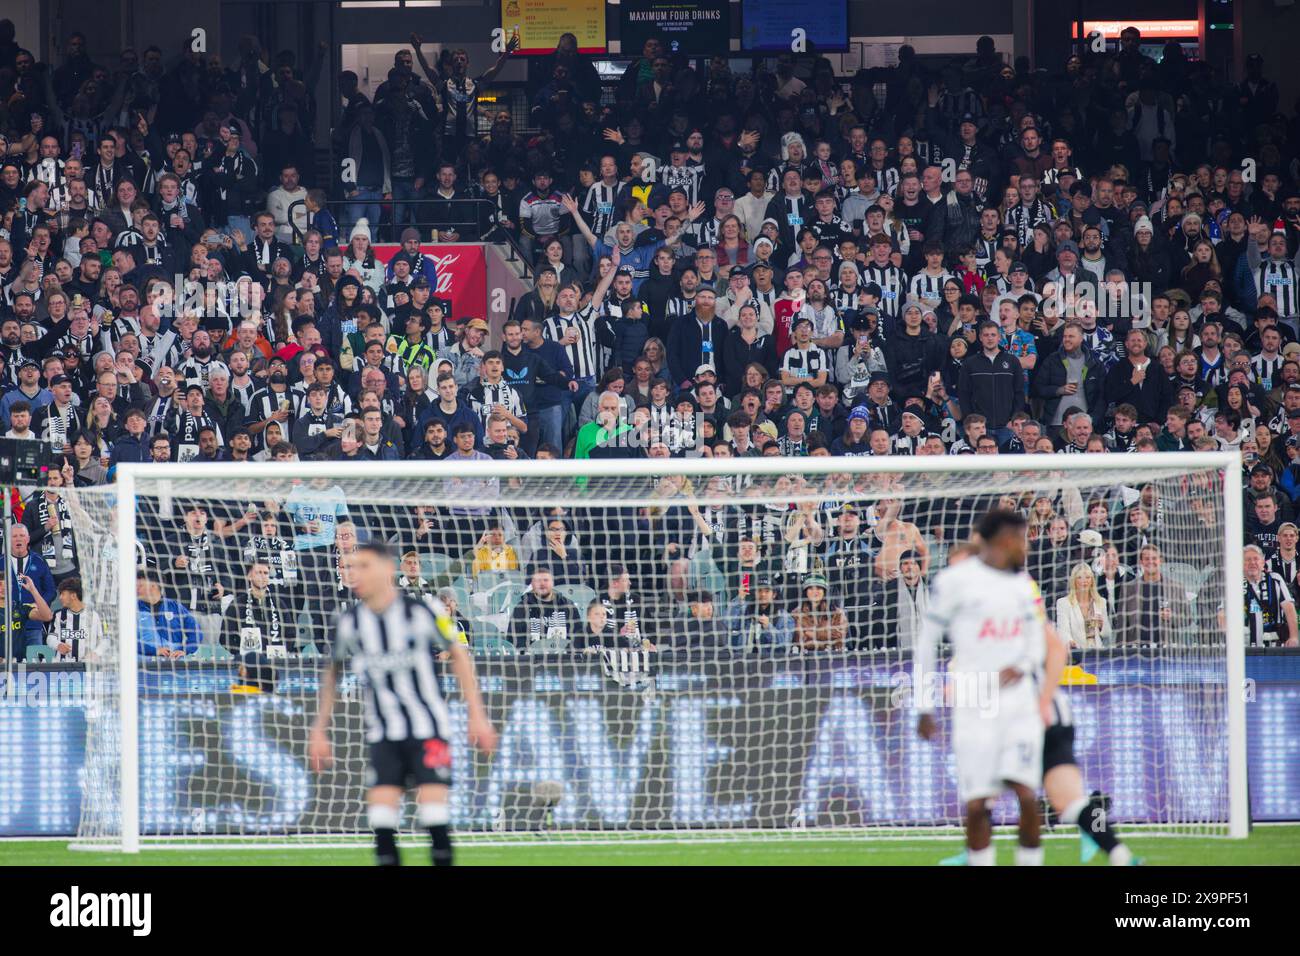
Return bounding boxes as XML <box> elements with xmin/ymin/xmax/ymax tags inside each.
<box><xmin>951</xmin><ymin>691</ymin><xmax>1044</xmax><ymax>803</ymax></box>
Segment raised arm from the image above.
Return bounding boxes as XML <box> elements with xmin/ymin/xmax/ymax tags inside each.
<box><xmin>477</xmin><ymin>34</ymin><xmax>520</xmax><ymax>85</ymax></box>
<box><xmin>561</xmin><ymin>192</ymin><xmax>599</xmax><ymax>249</ymax></box>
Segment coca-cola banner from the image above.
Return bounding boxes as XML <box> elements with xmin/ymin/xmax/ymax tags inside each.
<box><xmin>372</xmin><ymin>244</ymin><xmax>487</xmax><ymax>320</ymax></box>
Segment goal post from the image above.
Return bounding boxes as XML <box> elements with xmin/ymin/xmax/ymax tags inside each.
<box><xmin>67</xmin><ymin>452</ymin><xmax>1245</xmax><ymax>851</ymax></box>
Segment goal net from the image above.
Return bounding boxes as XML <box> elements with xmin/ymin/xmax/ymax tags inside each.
<box><xmin>67</xmin><ymin>454</ymin><xmax>1246</xmax><ymax>850</ymax></box>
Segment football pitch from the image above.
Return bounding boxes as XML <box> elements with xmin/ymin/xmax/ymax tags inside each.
<box><xmin>6</xmin><ymin>826</ymin><xmax>1299</xmax><ymax>866</ymax></box>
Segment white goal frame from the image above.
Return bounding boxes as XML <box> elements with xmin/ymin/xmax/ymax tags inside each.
<box><xmin>100</xmin><ymin>452</ymin><xmax>1247</xmax><ymax>852</ymax></box>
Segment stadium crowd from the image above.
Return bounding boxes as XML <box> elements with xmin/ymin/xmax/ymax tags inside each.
<box><xmin>0</xmin><ymin>21</ymin><xmax>1297</xmax><ymax>663</ymax></box>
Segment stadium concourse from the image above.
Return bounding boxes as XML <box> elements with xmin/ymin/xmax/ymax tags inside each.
<box><xmin>0</xmin><ymin>14</ymin><xmax>1293</xmax><ymax>868</ymax></box>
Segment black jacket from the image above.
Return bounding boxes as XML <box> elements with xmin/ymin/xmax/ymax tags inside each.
<box><xmin>1032</xmin><ymin>348</ymin><xmax>1105</xmax><ymax>427</ymax></box>
<box><xmin>883</xmin><ymin>328</ymin><xmax>946</xmax><ymax>400</ymax></box>
<box><xmin>957</xmin><ymin>348</ymin><xmax>1025</xmax><ymax>428</ymax></box>
<box><xmin>1104</xmin><ymin>357</ymin><xmax>1173</xmax><ymax>424</ymax></box>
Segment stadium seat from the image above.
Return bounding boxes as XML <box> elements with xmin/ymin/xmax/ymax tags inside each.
<box><xmin>689</xmin><ymin>551</ymin><xmax>728</xmax><ymax>602</ymax></box>
<box><xmin>423</xmin><ymin>552</ymin><xmax>456</xmax><ymax>584</ymax></box>
<box><xmin>558</xmin><ymin>583</ymin><xmax>597</xmax><ymax>611</ymax></box>
<box><xmin>476</xmin><ymin>569</ymin><xmax>525</xmax><ymax>593</ymax></box>
<box><xmin>473</xmin><ymin>636</ymin><xmax>516</xmax><ymax>657</ymax></box>
<box><xmin>192</xmin><ymin>644</ymin><xmax>233</xmax><ymax>661</ymax></box>
<box><xmin>1164</xmin><ymin>562</ymin><xmax>1203</xmax><ymax>602</ymax></box>
<box><xmin>24</xmin><ymin>645</ymin><xmax>55</xmax><ymax>662</ymax></box>
<box><xmin>299</xmin><ymin>643</ymin><xmax>320</xmax><ymax>658</ymax></box>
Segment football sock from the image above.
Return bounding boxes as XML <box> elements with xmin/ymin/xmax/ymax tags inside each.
<box><xmin>369</xmin><ymin>804</ymin><xmax>401</xmax><ymax>867</ymax></box>
<box><xmin>419</xmin><ymin>802</ymin><xmax>453</xmax><ymax>867</ymax></box>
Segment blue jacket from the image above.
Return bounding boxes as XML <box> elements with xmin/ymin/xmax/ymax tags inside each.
<box><xmin>137</xmin><ymin>597</ymin><xmax>204</xmax><ymax>657</ymax></box>
<box><xmin>0</xmin><ymin>386</ymin><xmax>52</xmax><ymax>429</ymax></box>
<box><xmin>110</xmin><ymin>433</ymin><xmax>150</xmax><ymax>465</ymax></box>
<box><xmin>10</xmin><ymin>551</ymin><xmax>55</xmax><ymax>613</ymax></box>
<box><xmin>418</xmin><ymin>400</ymin><xmax>483</xmax><ymax>447</ymax></box>
<box><xmin>527</xmin><ymin>339</ymin><xmax>575</xmax><ymax>408</ymax></box>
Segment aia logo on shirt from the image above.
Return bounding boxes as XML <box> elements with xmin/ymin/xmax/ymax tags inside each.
<box><xmin>977</xmin><ymin>617</ymin><xmax>1022</xmax><ymax>640</ymax></box>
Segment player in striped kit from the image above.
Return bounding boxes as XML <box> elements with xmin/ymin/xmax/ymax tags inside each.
<box><xmin>310</xmin><ymin>542</ymin><xmax>497</xmax><ymax>866</ymax></box>
<box><xmin>1037</xmin><ymin>615</ymin><xmax>1135</xmax><ymax>864</ymax></box>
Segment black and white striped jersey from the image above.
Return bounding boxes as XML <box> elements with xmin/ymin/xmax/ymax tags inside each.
<box><xmin>470</xmin><ymin>379</ymin><xmax>527</xmax><ymax>428</ymax></box>
<box><xmin>545</xmin><ymin>307</ymin><xmax>601</xmax><ymax>379</ymax></box>
<box><xmin>909</xmin><ymin>269</ymin><xmax>953</xmax><ymax>303</ymax></box>
<box><xmin>333</xmin><ymin>593</ymin><xmax>458</xmax><ymax>743</ymax></box>
<box><xmin>1048</xmin><ymin>691</ymin><xmax>1074</xmax><ymax>728</ymax></box>
<box><xmin>48</xmin><ymin>185</ymin><xmax>99</xmax><ymax>214</ymax></box>
<box><xmin>779</xmin><ymin>346</ymin><xmax>829</xmax><ymax>391</ymax></box>
<box><xmin>658</xmin><ymin>164</ymin><xmax>705</xmax><ymax>206</ymax></box>
<box><xmin>46</xmin><ymin>607</ymin><xmax>106</xmax><ymax>662</ymax></box>
<box><xmin>1042</xmin><ymin>166</ymin><xmax>1084</xmax><ymax>186</ymax></box>
<box><xmin>1004</xmin><ymin>199</ymin><xmax>1054</xmax><ymax>250</ymax></box>
<box><xmin>665</xmin><ymin>294</ymin><xmax>698</xmax><ymax>322</ymax></box>
<box><xmin>1257</xmin><ymin>259</ymin><xmax>1298</xmax><ymax>319</ymax></box>
<box><xmin>866</xmin><ymin>165</ymin><xmax>899</xmax><ymax>197</ymax></box>
<box><xmin>1245</xmin><ymin>572</ymin><xmax>1294</xmax><ymax>647</ymax></box>
<box><xmin>974</xmin><ymin>235</ymin><xmax>998</xmax><ymax>271</ymax></box>
<box><xmin>582</xmin><ymin>180</ymin><xmax>626</xmax><ymax>239</ymax></box>
<box><xmin>1251</xmin><ymin>353</ymin><xmax>1286</xmax><ymax>389</ymax></box>
<box><xmin>861</xmin><ymin>263</ymin><xmax>908</xmax><ymax>318</ymax></box>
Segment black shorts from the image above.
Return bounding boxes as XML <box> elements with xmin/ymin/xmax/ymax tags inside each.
<box><xmin>367</xmin><ymin>737</ymin><xmax>453</xmax><ymax>789</ymax></box>
<box><xmin>1042</xmin><ymin>724</ymin><xmax>1076</xmax><ymax>773</ymax></box>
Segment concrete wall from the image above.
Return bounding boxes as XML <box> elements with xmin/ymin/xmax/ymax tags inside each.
<box><xmin>1238</xmin><ymin>0</ymin><xmax>1300</xmax><ymax>113</ymax></box>
<box><xmin>5</xmin><ymin>0</ymin><xmax>46</xmax><ymax>55</ymax></box>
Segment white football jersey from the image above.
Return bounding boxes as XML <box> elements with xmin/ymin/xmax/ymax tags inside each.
<box><xmin>917</xmin><ymin>557</ymin><xmax>1047</xmax><ymax>693</ymax></box>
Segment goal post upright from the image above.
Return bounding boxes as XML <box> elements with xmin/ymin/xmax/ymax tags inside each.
<box><xmin>1222</xmin><ymin>456</ymin><xmax>1249</xmax><ymax>839</ymax></box>
<box><xmin>116</xmin><ymin>464</ymin><xmax>141</xmax><ymax>854</ymax></box>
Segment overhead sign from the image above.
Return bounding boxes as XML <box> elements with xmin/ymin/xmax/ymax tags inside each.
<box><xmin>620</xmin><ymin>0</ymin><xmax>731</xmax><ymax>57</ymax></box>
<box><xmin>1072</xmin><ymin>20</ymin><xmax>1201</xmax><ymax>39</ymax></box>
<box><xmin>741</xmin><ymin>0</ymin><xmax>848</xmax><ymax>53</ymax></box>
<box><xmin>501</xmin><ymin>0</ymin><xmax>607</xmax><ymax>55</ymax></box>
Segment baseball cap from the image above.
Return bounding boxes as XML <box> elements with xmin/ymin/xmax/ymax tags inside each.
<box><xmin>464</xmin><ymin>318</ymin><xmax>489</xmax><ymax>333</ymax></box>
<box><xmin>48</xmin><ymin>374</ymin><xmax>70</xmax><ymax>386</ymax></box>
<box><xmin>1009</xmin><ymin>261</ymin><xmax>1028</xmax><ymax>274</ymax></box>
<box><xmin>694</xmin><ymin>364</ymin><xmax>717</xmax><ymax>378</ymax></box>
<box><xmin>1057</xmin><ymin>239</ymin><xmax>1080</xmax><ymax>256</ymax></box>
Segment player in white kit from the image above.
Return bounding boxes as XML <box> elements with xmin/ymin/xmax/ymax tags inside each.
<box><xmin>916</xmin><ymin>509</ymin><xmax>1046</xmax><ymax>866</ymax></box>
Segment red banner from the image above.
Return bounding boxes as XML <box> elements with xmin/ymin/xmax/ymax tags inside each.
<box><xmin>372</xmin><ymin>244</ymin><xmax>488</xmax><ymax>320</ymax></box>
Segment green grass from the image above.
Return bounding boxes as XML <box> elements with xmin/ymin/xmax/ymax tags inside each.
<box><xmin>6</xmin><ymin>826</ymin><xmax>1300</xmax><ymax>866</ymax></box>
